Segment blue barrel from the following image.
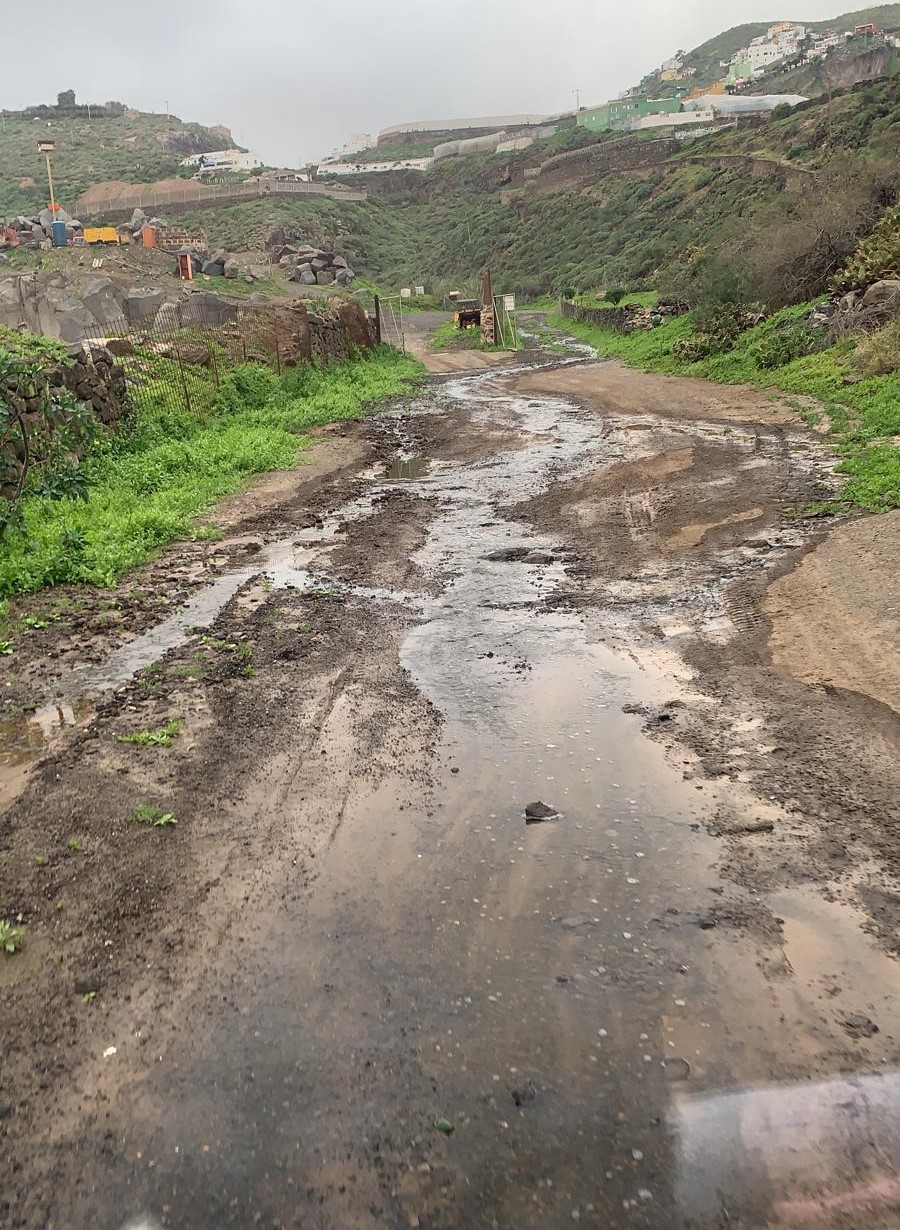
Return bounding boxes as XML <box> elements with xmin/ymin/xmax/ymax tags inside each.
<box><xmin>50</xmin><ymin>220</ymin><xmax>68</xmax><ymax>247</ymax></box>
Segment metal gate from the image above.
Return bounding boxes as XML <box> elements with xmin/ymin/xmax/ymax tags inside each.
<box><xmin>375</xmin><ymin>294</ymin><xmax>405</xmax><ymax>352</ymax></box>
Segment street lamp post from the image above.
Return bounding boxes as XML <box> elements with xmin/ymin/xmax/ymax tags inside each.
<box><xmin>37</xmin><ymin>139</ymin><xmax>58</xmax><ymax>214</ymax></box>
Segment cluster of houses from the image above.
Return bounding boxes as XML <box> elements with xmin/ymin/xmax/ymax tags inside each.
<box><xmin>725</xmin><ymin>20</ymin><xmax>897</xmax><ymax>89</ymax></box>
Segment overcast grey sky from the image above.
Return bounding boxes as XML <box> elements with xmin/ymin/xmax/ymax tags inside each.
<box><xmin>3</xmin><ymin>0</ymin><xmax>874</xmax><ymax>163</ymax></box>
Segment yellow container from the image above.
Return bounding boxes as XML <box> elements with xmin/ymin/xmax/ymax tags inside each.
<box><xmin>83</xmin><ymin>226</ymin><xmax>121</xmax><ymax>245</ymax></box>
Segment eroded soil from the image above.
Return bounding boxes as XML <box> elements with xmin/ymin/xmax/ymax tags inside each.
<box><xmin>1</xmin><ymin>320</ymin><xmax>899</xmax><ymax>1230</ymax></box>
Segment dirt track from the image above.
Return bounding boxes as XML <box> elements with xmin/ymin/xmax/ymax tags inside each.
<box><xmin>2</xmin><ymin>318</ymin><xmax>899</xmax><ymax>1230</ymax></box>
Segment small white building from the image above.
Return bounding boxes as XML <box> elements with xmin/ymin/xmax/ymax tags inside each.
<box><xmin>180</xmin><ymin>149</ymin><xmax>260</xmax><ymax>174</ymax></box>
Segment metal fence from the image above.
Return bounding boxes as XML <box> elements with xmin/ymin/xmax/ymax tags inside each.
<box><xmin>374</xmin><ymin>295</ymin><xmax>406</xmax><ymax>351</ymax></box>
<box><xmin>82</xmin><ymin>302</ymin><xmax>299</xmax><ymax>418</ymax></box>
<box><xmin>76</xmin><ymin>179</ymin><xmax>367</xmax><ymax>221</ymax></box>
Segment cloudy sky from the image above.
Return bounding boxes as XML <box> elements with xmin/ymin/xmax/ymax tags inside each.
<box><xmin>3</xmin><ymin>0</ymin><xmax>872</xmax><ymax>163</ymax></box>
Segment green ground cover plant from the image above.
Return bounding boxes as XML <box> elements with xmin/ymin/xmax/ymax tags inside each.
<box><xmin>0</xmin><ymin>346</ymin><xmax>422</xmax><ymax>597</ymax></box>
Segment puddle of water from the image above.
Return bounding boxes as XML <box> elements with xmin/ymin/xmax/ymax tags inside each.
<box><xmin>386</xmin><ymin>454</ymin><xmax>429</xmax><ymax>481</ymax></box>
<box><xmin>771</xmin><ymin>885</ymin><xmax>900</xmax><ymax>1014</ymax></box>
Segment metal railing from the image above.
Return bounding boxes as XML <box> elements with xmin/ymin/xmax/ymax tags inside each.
<box><xmin>76</xmin><ymin>178</ymin><xmax>368</xmax><ymax>220</ymax></box>
<box><xmin>81</xmin><ymin>302</ymin><xmax>298</xmax><ymax>418</ymax></box>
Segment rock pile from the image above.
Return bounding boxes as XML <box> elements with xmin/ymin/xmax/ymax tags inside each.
<box><xmin>808</xmin><ymin>279</ymin><xmax>900</xmax><ymax>333</ymax></box>
<box><xmin>0</xmin><ymin>207</ymin><xmax>85</xmax><ymax>248</ymax></box>
<box><xmin>622</xmin><ymin>300</ymin><xmax>685</xmax><ymax>332</ymax></box>
<box><xmin>270</xmin><ymin>243</ymin><xmax>356</xmax><ymax>287</ymax></box>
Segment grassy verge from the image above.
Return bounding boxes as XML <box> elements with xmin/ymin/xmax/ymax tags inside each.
<box><xmin>430</xmin><ymin>319</ymin><xmax>519</xmax><ymax>352</ymax></box>
<box><xmin>0</xmin><ymin>347</ymin><xmax>423</xmax><ymax>597</ymax></box>
<box><xmin>550</xmin><ymin>306</ymin><xmax>900</xmax><ymax>511</ymax></box>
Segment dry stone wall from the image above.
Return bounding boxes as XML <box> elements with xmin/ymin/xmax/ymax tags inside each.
<box><xmin>1</xmin><ymin>343</ymin><xmax>127</xmax><ymax>500</ymax></box>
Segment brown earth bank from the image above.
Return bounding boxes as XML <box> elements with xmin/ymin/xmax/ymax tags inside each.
<box><xmin>2</xmin><ymin>331</ymin><xmax>900</xmax><ymax>1230</ymax></box>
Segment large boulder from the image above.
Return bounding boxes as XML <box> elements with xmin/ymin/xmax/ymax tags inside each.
<box><xmin>201</xmin><ymin>259</ymin><xmax>226</xmax><ymax>277</ymax></box>
<box><xmin>310</xmin><ymin>258</ymin><xmax>329</xmax><ymax>271</ymax></box>
<box><xmin>294</xmin><ymin>268</ymin><xmax>317</xmax><ymax>285</ymax></box>
<box><xmin>332</xmin><ymin>255</ymin><xmax>348</xmax><ymax>269</ymax></box>
<box><xmin>334</xmin><ymin>268</ymin><xmax>355</xmax><ymax>286</ymax></box>
<box><xmin>80</xmin><ymin>276</ymin><xmax>126</xmax><ymax>326</ymax></box>
<box><xmin>862</xmin><ymin>280</ymin><xmax>900</xmax><ymax>314</ymax></box>
<box><xmin>335</xmin><ymin>300</ymin><xmax>375</xmax><ymax>350</ymax></box>
<box><xmin>223</xmin><ymin>257</ymin><xmax>240</xmax><ymax>279</ymax></box>
<box><xmin>181</xmin><ymin>291</ymin><xmax>238</xmax><ymax>326</ymax></box>
<box><xmin>122</xmin><ymin>287</ymin><xmax>166</xmax><ymax>324</ymax></box>
<box><xmin>246</xmin><ymin>264</ymin><xmax>271</xmax><ymax>281</ymax></box>
<box><xmin>316</xmin><ymin>269</ymin><xmax>335</xmax><ymax>286</ymax></box>
<box><xmin>42</xmin><ymin>286</ymin><xmax>100</xmax><ymax>343</ymax></box>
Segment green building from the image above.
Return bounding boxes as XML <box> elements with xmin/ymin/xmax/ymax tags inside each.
<box><xmin>577</xmin><ymin>96</ymin><xmax>683</xmax><ymax>132</ymax></box>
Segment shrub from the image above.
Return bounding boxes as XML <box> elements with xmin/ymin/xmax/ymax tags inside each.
<box><xmin>852</xmin><ymin>318</ymin><xmax>900</xmax><ymax>376</ymax></box>
<box><xmin>606</xmin><ymin>288</ymin><xmax>628</xmax><ymax>305</ymax></box>
<box><xmin>750</xmin><ymin>319</ymin><xmax>829</xmax><ymax>369</ymax></box>
<box><xmin>834</xmin><ymin>204</ymin><xmax>900</xmax><ymax>291</ymax></box>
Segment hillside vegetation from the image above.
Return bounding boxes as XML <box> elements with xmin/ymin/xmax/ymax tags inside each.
<box><xmin>0</xmin><ymin>111</ymin><xmax>225</xmax><ymax>217</ymax></box>
<box><xmin>180</xmin><ymin>77</ymin><xmax>899</xmax><ymax>301</ymax></box>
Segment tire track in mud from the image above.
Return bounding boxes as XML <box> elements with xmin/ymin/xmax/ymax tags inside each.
<box><xmin>2</xmin><ymin>335</ymin><xmax>899</xmax><ymax>1230</ymax></box>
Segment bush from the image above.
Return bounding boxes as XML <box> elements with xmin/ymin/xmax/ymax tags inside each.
<box><xmin>606</xmin><ymin>288</ymin><xmax>628</xmax><ymax>305</ymax></box>
<box><xmin>750</xmin><ymin>319</ymin><xmax>829</xmax><ymax>369</ymax></box>
<box><xmin>834</xmin><ymin>204</ymin><xmax>900</xmax><ymax>291</ymax></box>
<box><xmin>852</xmin><ymin>318</ymin><xmax>900</xmax><ymax>376</ymax></box>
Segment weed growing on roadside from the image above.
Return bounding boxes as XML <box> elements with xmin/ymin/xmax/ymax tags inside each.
<box><xmin>116</xmin><ymin>718</ymin><xmax>183</xmax><ymax>748</ymax></box>
<box><xmin>0</xmin><ymin>920</ymin><xmax>24</xmax><ymax>953</ymax></box>
<box><xmin>236</xmin><ymin>640</ymin><xmax>254</xmax><ymax>677</ymax></box>
<box><xmin>130</xmin><ymin>804</ymin><xmax>177</xmax><ymax>827</ymax></box>
<box><xmin>67</xmin><ymin>837</ymin><xmax>85</xmax><ymax>853</ymax></box>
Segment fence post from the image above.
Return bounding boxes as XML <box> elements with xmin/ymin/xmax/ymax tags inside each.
<box><xmin>374</xmin><ymin>295</ymin><xmax>382</xmax><ymax>345</ymax></box>
<box><xmin>175</xmin><ymin>348</ymin><xmax>192</xmax><ymax>414</ymax></box>
<box><xmin>274</xmin><ymin>335</ymin><xmax>282</xmax><ymax>375</ymax></box>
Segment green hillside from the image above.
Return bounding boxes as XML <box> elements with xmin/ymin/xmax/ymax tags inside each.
<box><xmin>0</xmin><ymin>110</ymin><xmax>226</xmax><ymax>217</ymax></box>
<box><xmin>179</xmin><ymin>77</ymin><xmax>899</xmax><ymax>302</ymax></box>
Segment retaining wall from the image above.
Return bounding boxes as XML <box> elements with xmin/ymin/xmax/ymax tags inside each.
<box><xmin>0</xmin><ymin>343</ymin><xmax>127</xmax><ymax>500</ymax></box>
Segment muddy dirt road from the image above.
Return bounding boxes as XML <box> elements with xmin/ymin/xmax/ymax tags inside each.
<box><xmin>2</xmin><ymin>317</ymin><xmax>900</xmax><ymax>1230</ymax></box>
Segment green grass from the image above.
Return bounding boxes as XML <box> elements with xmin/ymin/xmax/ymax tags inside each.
<box><xmin>130</xmin><ymin>805</ymin><xmax>177</xmax><ymax>827</ymax></box>
<box><xmin>0</xmin><ymin>347</ymin><xmax>423</xmax><ymax>597</ymax></box>
<box><xmin>116</xmin><ymin>717</ymin><xmax>183</xmax><ymax>747</ymax></box>
<box><xmin>573</xmin><ymin>291</ymin><xmax>659</xmax><ymax>309</ymax></box>
<box><xmin>551</xmin><ymin>304</ymin><xmax>900</xmax><ymax>511</ymax></box>
<box><xmin>430</xmin><ymin>319</ymin><xmax>518</xmax><ymax>352</ymax></box>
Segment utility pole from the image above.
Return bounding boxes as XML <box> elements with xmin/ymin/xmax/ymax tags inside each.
<box><xmin>574</xmin><ymin>87</ymin><xmax>581</xmax><ymax>111</ymax></box>
<box><xmin>37</xmin><ymin>139</ymin><xmax>57</xmax><ymax>214</ymax></box>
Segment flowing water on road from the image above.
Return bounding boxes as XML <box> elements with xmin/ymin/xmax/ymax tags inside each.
<box><xmin>13</xmin><ymin>357</ymin><xmax>900</xmax><ymax>1230</ymax></box>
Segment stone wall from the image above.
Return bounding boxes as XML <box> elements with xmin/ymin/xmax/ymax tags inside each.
<box><xmin>515</xmin><ymin>137</ymin><xmax>678</xmax><ymax>197</ymax></box>
<box><xmin>308</xmin><ymin>301</ymin><xmax>377</xmax><ymax>364</ymax></box>
<box><xmin>559</xmin><ymin>298</ymin><xmax>685</xmax><ymax>333</ymax></box>
<box><xmin>1</xmin><ymin>343</ymin><xmax>127</xmax><ymax>500</ymax></box>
